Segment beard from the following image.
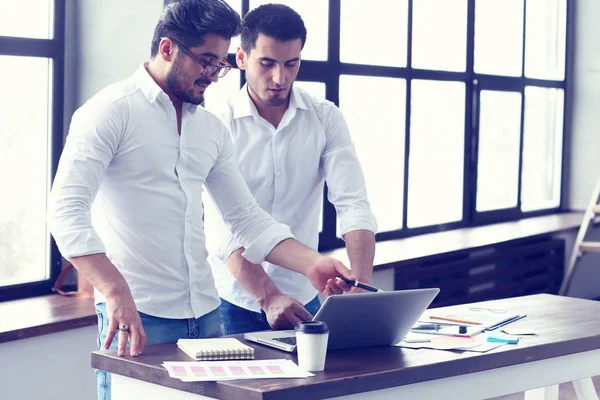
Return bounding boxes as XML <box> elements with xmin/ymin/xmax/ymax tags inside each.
<box><xmin>165</xmin><ymin>58</ymin><xmax>211</xmax><ymax>105</ymax></box>
<box><xmin>247</xmin><ymin>77</ymin><xmax>289</xmax><ymax>107</ymax></box>
<box><xmin>263</xmin><ymin>92</ymin><xmax>287</xmax><ymax>107</ymax></box>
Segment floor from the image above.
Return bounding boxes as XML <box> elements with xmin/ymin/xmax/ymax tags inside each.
<box><xmin>490</xmin><ymin>375</ymin><xmax>600</xmax><ymax>399</ymax></box>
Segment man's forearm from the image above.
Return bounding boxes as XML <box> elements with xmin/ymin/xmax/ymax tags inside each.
<box><xmin>264</xmin><ymin>238</ymin><xmax>321</xmax><ymax>275</ymax></box>
<box><xmin>69</xmin><ymin>253</ymin><xmax>132</xmax><ymax>299</ymax></box>
<box><xmin>226</xmin><ymin>249</ymin><xmax>283</xmax><ymax>308</ymax></box>
<box><xmin>344</xmin><ymin>230</ymin><xmax>376</xmax><ymax>283</ymax></box>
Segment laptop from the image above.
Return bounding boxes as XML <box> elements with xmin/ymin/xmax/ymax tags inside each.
<box><xmin>244</xmin><ymin>288</ymin><xmax>440</xmax><ymax>352</ymax></box>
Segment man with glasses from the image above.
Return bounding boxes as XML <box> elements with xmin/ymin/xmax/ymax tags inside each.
<box><xmin>48</xmin><ymin>1</ymin><xmax>355</xmax><ymax>399</ymax></box>
<box><xmin>207</xmin><ymin>4</ymin><xmax>378</xmax><ymax>335</ymax></box>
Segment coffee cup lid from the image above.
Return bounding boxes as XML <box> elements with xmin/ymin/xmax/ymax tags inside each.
<box><xmin>295</xmin><ymin>321</ymin><xmax>329</xmax><ymax>334</ymax></box>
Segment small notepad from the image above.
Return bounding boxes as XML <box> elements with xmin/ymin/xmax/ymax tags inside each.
<box><xmin>177</xmin><ymin>338</ymin><xmax>255</xmax><ymax>361</ymax></box>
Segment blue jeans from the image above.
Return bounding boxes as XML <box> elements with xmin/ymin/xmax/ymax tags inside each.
<box><xmin>219</xmin><ymin>296</ymin><xmax>321</xmax><ymax>335</ymax></box>
<box><xmin>95</xmin><ymin>303</ymin><xmax>223</xmax><ymax>400</ymax></box>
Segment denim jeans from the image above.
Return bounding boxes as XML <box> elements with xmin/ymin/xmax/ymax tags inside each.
<box><xmin>95</xmin><ymin>303</ymin><xmax>223</xmax><ymax>400</ymax></box>
<box><xmin>219</xmin><ymin>296</ymin><xmax>321</xmax><ymax>335</ymax></box>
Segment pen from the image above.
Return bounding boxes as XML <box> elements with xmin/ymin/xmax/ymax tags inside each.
<box><xmin>336</xmin><ymin>277</ymin><xmax>383</xmax><ymax>292</ymax></box>
<box><xmin>429</xmin><ymin>316</ymin><xmax>482</xmax><ymax>325</ymax></box>
<box><xmin>487</xmin><ymin>314</ymin><xmax>527</xmax><ymax>331</ymax></box>
<box><xmin>412</xmin><ymin>323</ymin><xmax>440</xmax><ymax>331</ymax></box>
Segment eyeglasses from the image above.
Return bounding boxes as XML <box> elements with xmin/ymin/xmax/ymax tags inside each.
<box><xmin>168</xmin><ymin>37</ymin><xmax>232</xmax><ymax>78</ymax></box>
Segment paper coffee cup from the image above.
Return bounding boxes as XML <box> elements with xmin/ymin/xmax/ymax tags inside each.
<box><xmin>295</xmin><ymin>321</ymin><xmax>329</xmax><ymax>372</ymax></box>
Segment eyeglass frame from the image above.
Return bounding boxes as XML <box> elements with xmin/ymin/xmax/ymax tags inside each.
<box><xmin>167</xmin><ymin>37</ymin><xmax>232</xmax><ymax>78</ymax></box>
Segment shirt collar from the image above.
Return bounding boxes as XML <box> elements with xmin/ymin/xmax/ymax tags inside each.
<box><xmin>232</xmin><ymin>83</ymin><xmax>308</xmax><ymax>120</ymax></box>
<box><xmin>135</xmin><ymin>63</ymin><xmax>200</xmax><ymax>115</ymax></box>
<box><xmin>135</xmin><ymin>62</ymin><xmax>165</xmax><ymax>104</ymax></box>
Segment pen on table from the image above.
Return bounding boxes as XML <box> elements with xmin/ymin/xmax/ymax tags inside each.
<box><xmin>412</xmin><ymin>323</ymin><xmax>440</xmax><ymax>331</ymax></box>
<box><xmin>412</xmin><ymin>323</ymin><xmax>468</xmax><ymax>335</ymax></box>
<box><xmin>429</xmin><ymin>315</ymin><xmax>482</xmax><ymax>325</ymax></box>
<box><xmin>336</xmin><ymin>277</ymin><xmax>383</xmax><ymax>292</ymax></box>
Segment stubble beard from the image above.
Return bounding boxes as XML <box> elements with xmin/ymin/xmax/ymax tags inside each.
<box><xmin>165</xmin><ymin>59</ymin><xmax>210</xmax><ymax>105</ymax></box>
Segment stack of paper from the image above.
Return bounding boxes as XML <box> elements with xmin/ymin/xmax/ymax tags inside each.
<box><xmin>163</xmin><ymin>359</ymin><xmax>314</xmax><ymax>381</ymax></box>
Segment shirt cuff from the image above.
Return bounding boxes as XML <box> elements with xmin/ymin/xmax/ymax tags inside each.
<box><xmin>222</xmin><ymin>239</ymin><xmax>243</xmax><ymax>262</ymax></box>
<box><xmin>338</xmin><ymin>209</ymin><xmax>378</xmax><ymax>239</ymax></box>
<box><xmin>53</xmin><ymin>228</ymin><xmax>107</xmax><ymax>260</ymax></box>
<box><xmin>241</xmin><ymin>223</ymin><xmax>294</xmax><ymax>264</ymax></box>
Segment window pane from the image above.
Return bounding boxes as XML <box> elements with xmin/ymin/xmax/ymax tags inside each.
<box><xmin>474</xmin><ymin>0</ymin><xmax>524</xmax><ymax>76</ymax></box>
<box><xmin>525</xmin><ymin>0</ymin><xmax>567</xmax><ymax>80</ymax></box>
<box><xmin>408</xmin><ymin>80</ymin><xmax>465</xmax><ymax>228</ymax></box>
<box><xmin>476</xmin><ymin>91</ymin><xmax>522</xmax><ymax>212</ymax></box>
<box><xmin>521</xmin><ymin>87</ymin><xmax>564</xmax><ymax>211</ymax></box>
<box><xmin>0</xmin><ymin>0</ymin><xmax>53</xmax><ymax>39</ymax></box>
<box><xmin>294</xmin><ymin>81</ymin><xmax>326</xmax><ymax>100</ymax></box>
<box><xmin>203</xmin><ymin>69</ymin><xmax>241</xmax><ymax>115</ymax></box>
<box><xmin>0</xmin><ymin>56</ymin><xmax>50</xmax><ymax>286</ymax></box>
<box><xmin>340</xmin><ymin>0</ymin><xmax>408</xmax><ymax>67</ymax></box>
<box><xmin>339</xmin><ymin>75</ymin><xmax>406</xmax><ymax>233</ymax></box>
<box><xmin>250</xmin><ymin>0</ymin><xmax>328</xmax><ymax>61</ymax></box>
<box><xmin>412</xmin><ymin>0</ymin><xmax>468</xmax><ymax>72</ymax></box>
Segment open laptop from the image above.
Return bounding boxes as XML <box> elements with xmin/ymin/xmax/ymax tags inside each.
<box><xmin>244</xmin><ymin>288</ymin><xmax>440</xmax><ymax>352</ymax></box>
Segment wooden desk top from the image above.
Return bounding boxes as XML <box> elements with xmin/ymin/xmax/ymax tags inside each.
<box><xmin>92</xmin><ymin>294</ymin><xmax>600</xmax><ymax>400</ymax></box>
<box><xmin>0</xmin><ymin>294</ymin><xmax>96</xmax><ymax>343</ymax></box>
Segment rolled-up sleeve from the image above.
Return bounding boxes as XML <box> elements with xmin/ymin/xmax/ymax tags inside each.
<box><xmin>47</xmin><ymin>101</ymin><xmax>122</xmax><ymax>259</ymax></box>
<box><xmin>321</xmin><ymin>108</ymin><xmax>378</xmax><ymax>238</ymax></box>
<box><xmin>205</xmin><ymin>126</ymin><xmax>294</xmax><ymax>264</ymax></box>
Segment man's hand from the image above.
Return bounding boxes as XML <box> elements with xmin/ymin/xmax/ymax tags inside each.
<box><xmin>263</xmin><ymin>293</ymin><xmax>313</xmax><ymax>329</ymax></box>
<box><xmin>305</xmin><ymin>256</ymin><xmax>356</xmax><ymax>296</ymax></box>
<box><xmin>68</xmin><ymin>253</ymin><xmax>146</xmax><ymax>357</ymax></box>
<box><xmin>104</xmin><ymin>292</ymin><xmax>147</xmax><ymax>357</ymax></box>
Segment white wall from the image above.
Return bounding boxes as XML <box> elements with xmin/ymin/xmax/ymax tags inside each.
<box><xmin>561</xmin><ymin>0</ymin><xmax>600</xmax><ymax>299</ymax></box>
<box><xmin>568</xmin><ymin>0</ymin><xmax>600</xmax><ymax>209</ymax></box>
<box><xmin>64</xmin><ymin>0</ymin><xmax>164</xmax><ymax>128</ymax></box>
<box><xmin>0</xmin><ymin>326</ymin><xmax>98</xmax><ymax>400</ymax></box>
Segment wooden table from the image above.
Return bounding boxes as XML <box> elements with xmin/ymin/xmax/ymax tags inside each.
<box><xmin>92</xmin><ymin>294</ymin><xmax>600</xmax><ymax>400</ymax></box>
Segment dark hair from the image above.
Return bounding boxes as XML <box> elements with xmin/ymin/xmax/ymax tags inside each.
<box><xmin>240</xmin><ymin>4</ymin><xmax>307</xmax><ymax>53</ymax></box>
<box><xmin>150</xmin><ymin>0</ymin><xmax>242</xmax><ymax>57</ymax></box>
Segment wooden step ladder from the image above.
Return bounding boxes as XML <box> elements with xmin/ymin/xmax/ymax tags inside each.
<box><xmin>559</xmin><ymin>177</ymin><xmax>600</xmax><ymax>296</ymax></box>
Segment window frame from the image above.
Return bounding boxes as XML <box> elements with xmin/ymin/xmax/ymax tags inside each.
<box><xmin>198</xmin><ymin>0</ymin><xmax>570</xmax><ymax>253</ymax></box>
<box><xmin>0</xmin><ymin>0</ymin><xmax>65</xmax><ymax>302</ymax></box>
<box><xmin>249</xmin><ymin>0</ymin><xmax>570</xmax><ymax>251</ymax></box>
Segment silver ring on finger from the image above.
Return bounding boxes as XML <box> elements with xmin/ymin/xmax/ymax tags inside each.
<box><xmin>119</xmin><ymin>324</ymin><xmax>130</xmax><ymax>333</ymax></box>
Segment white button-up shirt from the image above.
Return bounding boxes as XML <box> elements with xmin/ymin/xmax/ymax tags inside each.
<box><xmin>206</xmin><ymin>85</ymin><xmax>377</xmax><ymax>312</ymax></box>
<box><xmin>48</xmin><ymin>64</ymin><xmax>293</xmax><ymax>319</ymax></box>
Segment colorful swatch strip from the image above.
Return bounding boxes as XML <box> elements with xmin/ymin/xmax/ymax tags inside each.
<box><xmin>163</xmin><ymin>359</ymin><xmax>314</xmax><ymax>382</ymax></box>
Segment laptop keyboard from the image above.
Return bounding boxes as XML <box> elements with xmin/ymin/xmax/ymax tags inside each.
<box><xmin>273</xmin><ymin>337</ymin><xmax>297</xmax><ymax>346</ymax></box>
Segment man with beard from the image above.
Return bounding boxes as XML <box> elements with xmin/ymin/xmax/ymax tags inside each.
<box><xmin>207</xmin><ymin>4</ymin><xmax>377</xmax><ymax>335</ymax></box>
<box><xmin>48</xmin><ymin>1</ymin><xmax>355</xmax><ymax>399</ymax></box>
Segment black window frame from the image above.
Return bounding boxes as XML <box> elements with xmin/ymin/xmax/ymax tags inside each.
<box><xmin>0</xmin><ymin>0</ymin><xmax>65</xmax><ymax>302</ymax></box>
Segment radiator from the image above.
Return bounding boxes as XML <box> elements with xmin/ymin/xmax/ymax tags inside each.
<box><xmin>394</xmin><ymin>237</ymin><xmax>565</xmax><ymax>307</ymax></box>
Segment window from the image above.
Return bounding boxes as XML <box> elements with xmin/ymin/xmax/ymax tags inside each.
<box><xmin>0</xmin><ymin>0</ymin><xmax>64</xmax><ymax>301</ymax></box>
<box><xmin>206</xmin><ymin>0</ymin><xmax>569</xmax><ymax>250</ymax></box>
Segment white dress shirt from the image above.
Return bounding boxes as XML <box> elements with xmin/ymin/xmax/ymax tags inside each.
<box><xmin>48</xmin><ymin>64</ymin><xmax>293</xmax><ymax>319</ymax></box>
<box><xmin>206</xmin><ymin>85</ymin><xmax>377</xmax><ymax>312</ymax></box>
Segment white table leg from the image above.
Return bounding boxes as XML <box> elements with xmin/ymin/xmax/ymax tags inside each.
<box><xmin>524</xmin><ymin>384</ymin><xmax>559</xmax><ymax>400</ymax></box>
<box><xmin>573</xmin><ymin>377</ymin><xmax>598</xmax><ymax>400</ymax></box>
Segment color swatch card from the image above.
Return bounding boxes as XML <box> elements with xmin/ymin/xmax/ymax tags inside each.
<box><xmin>163</xmin><ymin>359</ymin><xmax>314</xmax><ymax>382</ymax></box>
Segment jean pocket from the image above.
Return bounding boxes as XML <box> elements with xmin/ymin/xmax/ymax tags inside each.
<box><xmin>95</xmin><ymin>311</ymin><xmax>104</xmax><ymax>350</ymax></box>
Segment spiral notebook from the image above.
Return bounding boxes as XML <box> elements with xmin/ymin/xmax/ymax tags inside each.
<box><xmin>177</xmin><ymin>338</ymin><xmax>255</xmax><ymax>361</ymax></box>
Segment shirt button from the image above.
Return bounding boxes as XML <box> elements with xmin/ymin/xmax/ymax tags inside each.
<box><xmin>276</xmin><ymin>170</ymin><xmax>282</xmax><ymax>177</ymax></box>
